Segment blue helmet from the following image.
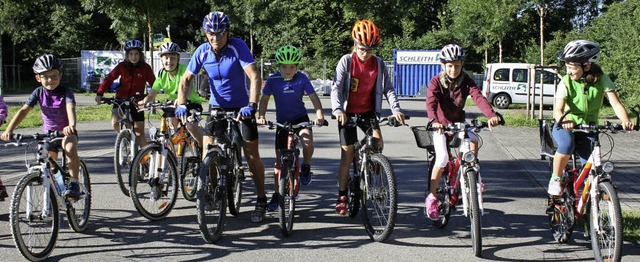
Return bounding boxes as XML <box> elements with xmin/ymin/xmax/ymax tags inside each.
<box><xmin>125</xmin><ymin>39</ymin><xmax>143</xmax><ymax>52</ymax></box>
<box><xmin>202</xmin><ymin>12</ymin><xmax>230</xmax><ymax>33</ymax></box>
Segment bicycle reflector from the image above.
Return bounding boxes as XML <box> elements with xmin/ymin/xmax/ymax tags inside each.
<box><xmin>463</xmin><ymin>151</ymin><xmax>476</xmax><ymax>163</ymax></box>
<box><xmin>602</xmin><ymin>161</ymin><xmax>614</xmax><ymax>173</ymax></box>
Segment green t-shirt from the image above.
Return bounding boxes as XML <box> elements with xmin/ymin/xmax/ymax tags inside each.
<box><xmin>152</xmin><ymin>64</ymin><xmax>203</xmax><ymax>103</ymax></box>
<box><xmin>556</xmin><ymin>74</ymin><xmax>616</xmax><ymax>124</ymax></box>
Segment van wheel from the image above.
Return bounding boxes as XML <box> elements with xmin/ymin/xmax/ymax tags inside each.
<box><xmin>493</xmin><ymin>94</ymin><xmax>511</xmax><ymax>109</ymax></box>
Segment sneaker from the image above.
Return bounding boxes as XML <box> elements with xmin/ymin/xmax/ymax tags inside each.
<box><xmin>301</xmin><ymin>164</ymin><xmax>312</xmax><ymax>185</ymax></box>
<box><xmin>267</xmin><ymin>193</ymin><xmax>279</xmax><ymax>212</ymax></box>
<box><xmin>64</xmin><ymin>182</ymin><xmax>80</xmax><ymax>200</ymax></box>
<box><xmin>0</xmin><ymin>184</ymin><xmax>8</xmax><ymax>201</ymax></box>
<box><xmin>335</xmin><ymin>195</ymin><xmax>348</xmax><ymax>215</ymax></box>
<box><xmin>547</xmin><ymin>176</ymin><xmax>562</xmax><ymax>196</ymax></box>
<box><xmin>426</xmin><ymin>195</ymin><xmax>439</xmax><ymax>221</ymax></box>
<box><xmin>251</xmin><ymin>199</ymin><xmax>268</xmax><ymax>223</ymax></box>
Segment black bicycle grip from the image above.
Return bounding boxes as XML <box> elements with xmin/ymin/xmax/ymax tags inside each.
<box><xmin>496</xmin><ymin>112</ymin><xmax>506</xmax><ymax>126</ymax></box>
<box><xmin>556</xmin><ymin>110</ymin><xmax>572</xmax><ymax>130</ymax></box>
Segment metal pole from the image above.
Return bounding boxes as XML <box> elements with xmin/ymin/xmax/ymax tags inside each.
<box><xmin>539</xmin><ymin>70</ymin><xmax>544</xmax><ymax>119</ymax></box>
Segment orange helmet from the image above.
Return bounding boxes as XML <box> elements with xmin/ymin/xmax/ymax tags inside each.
<box><xmin>351</xmin><ymin>19</ymin><xmax>380</xmax><ymax>47</ymax></box>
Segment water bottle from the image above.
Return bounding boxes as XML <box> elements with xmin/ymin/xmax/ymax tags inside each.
<box><xmin>54</xmin><ymin>169</ymin><xmax>66</xmax><ymax>192</ymax></box>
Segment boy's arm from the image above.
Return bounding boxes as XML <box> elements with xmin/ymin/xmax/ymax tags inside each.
<box><xmin>66</xmin><ymin>102</ymin><xmax>77</xmax><ymax>133</ymax></box>
<box><xmin>308</xmin><ymin>93</ymin><xmax>325</xmax><ymax>123</ymax></box>
<box><xmin>257</xmin><ymin>94</ymin><xmax>270</xmax><ymax>124</ymax></box>
<box><xmin>1</xmin><ymin>105</ymin><xmax>32</xmax><ymax>140</ymax></box>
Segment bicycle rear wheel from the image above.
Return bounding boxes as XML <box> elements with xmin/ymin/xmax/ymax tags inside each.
<box><xmin>361</xmin><ymin>153</ymin><xmax>397</xmax><ymax>242</ymax></box>
<box><xmin>196</xmin><ymin>153</ymin><xmax>226</xmax><ymax>244</ymax></box>
<box><xmin>114</xmin><ymin>130</ymin><xmax>135</xmax><ymax>197</ymax></box>
<box><xmin>590</xmin><ymin>181</ymin><xmax>622</xmax><ymax>262</ymax></box>
<box><xmin>130</xmin><ymin>144</ymin><xmax>179</xmax><ymax>221</ymax></box>
<box><xmin>279</xmin><ymin>159</ymin><xmax>296</xmax><ymax>236</ymax></box>
<box><xmin>180</xmin><ymin>138</ymin><xmax>201</xmax><ymax>202</ymax></box>
<box><xmin>465</xmin><ymin>170</ymin><xmax>482</xmax><ymax>257</ymax></box>
<box><xmin>227</xmin><ymin>143</ymin><xmax>244</xmax><ymax>216</ymax></box>
<box><xmin>67</xmin><ymin>159</ymin><xmax>92</xmax><ymax>232</ymax></box>
<box><xmin>10</xmin><ymin>173</ymin><xmax>59</xmax><ymax>261</ymax></box>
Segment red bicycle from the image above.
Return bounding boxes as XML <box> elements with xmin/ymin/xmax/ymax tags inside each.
<box><xmin>541</xmin><ymin>106</ymin><xmax>639</xmax><ymax>262</ymax></box>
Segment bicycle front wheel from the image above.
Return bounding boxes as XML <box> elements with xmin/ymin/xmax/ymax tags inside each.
<box><xmin>590</xmin><ymin>181</ymin><xmax>622</xmax><ymax>262</ymax></box>
<box><xmin>465</xmin><ymin>170</ymin><xmax>482</xmax><ymax>257</ymax></box>
<box><xmin>114</xmin><ymin>130</ymin><xmax>135</xmax><ymax>197</ymax></box>
<box><xmin>361</xmin><ymin>153</ymin><xmax>397</xmax><ymax>242</ymax></box>
<box><xmin>130</xmin><ymin>144</ymin><xmax>179</xmax><ymax>221</ymax></box>
<box><xmin>279</xmin><ymin>159</ymin><xmax>296</xmax><ymax>236</ymax></box>
<box><xmin>10</xmin><ymin>173</ymin><xmax>59</xmax><ymax>261</ymax></box>
<box><xmin>196</xmin><ymin>153</ymin><xmax>227</xmax><ymax>244</ymax></box>
<box><xmin>180</xmin><ymin>138</ymin><xmax>201</xmax><ymax>202</ymax></box>
<box><xmin>227</xmin><ymin>143</ymin><xmax>244</xmax><ymax>216</ymax></box>
<box><xmin>67</xmin><ymin>159</ymin><xmax>92</xmax><ymax>232</ymax></box>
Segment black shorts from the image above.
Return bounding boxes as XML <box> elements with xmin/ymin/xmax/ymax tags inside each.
<box><xmin>275</xmin><ymin>115</ymin><xmax>311</xmax><ymax>150</ymax></box>
<box><xmin>163</xmin><ymin>103</ymin><xmax>203</xmax><ymax>118</ymax></box>
<box><xmin>338</xmin><ymin>111</ymin><xmax>380</xmax><ymax>146</ymax></box>
<box><xmin>203</xmin><ymin>107</ymin><xmax>259</xmax><ymax>141</ymax></box>
<box><xmin>113</xmin><ymin>102</ymin><xmax>144</xmax><ymax>122</ymax></box>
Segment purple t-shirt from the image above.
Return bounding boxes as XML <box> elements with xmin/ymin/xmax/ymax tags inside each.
<box><xmin>262</xmin><ymin>72</ymin><xmax>315</xmax><ymax>123</ymax></box>
<box><xmin>26</xmin><ymin>86</ymin><xmax>75</xmax><ymax>132</ymax></box>
<box><xmin>187</xmin><ymin>38</ymin><xmax>256</xmax><ymax>108</ymax></box>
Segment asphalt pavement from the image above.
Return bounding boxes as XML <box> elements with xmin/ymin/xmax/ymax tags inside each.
<box><xmin>0</xmin><ymin>94</ymin><xmax>639</xmax><ymax>261</ymax></box>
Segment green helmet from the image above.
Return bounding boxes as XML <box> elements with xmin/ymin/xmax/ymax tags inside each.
<box><xmin>275</xmin><ymin>45</ymin><xmax>302</xmax><ymax>65</ymax></box>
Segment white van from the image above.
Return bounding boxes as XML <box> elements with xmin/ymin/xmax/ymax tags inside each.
<box><xmin>481</xmin><ymin>63</ymin><xmax>564</xmax><ymax>109</ymax></box>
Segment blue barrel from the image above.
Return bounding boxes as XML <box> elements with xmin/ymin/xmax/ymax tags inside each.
<box><xmin>393</xmin><ymin>50</ymin><xmax>442</xmax><ymax>97</ymax></box>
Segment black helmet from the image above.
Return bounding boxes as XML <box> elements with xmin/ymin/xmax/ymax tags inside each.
<box><xmin>33</xmin><ymin>54</ymin><xmax>63</xmax><ymax>74</ymax></box>
<box><xmin>557</xmin><ymin>40</ymin><xmax>600</xmax><ymax>63</ymax></box>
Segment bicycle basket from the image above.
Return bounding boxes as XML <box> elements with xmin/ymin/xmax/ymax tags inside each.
<box><xmin>539</xmin><ymin>119</ymin><xmax>557</xmax><ymax>159</ymax></box>
<box><xmin>411</xmin><ymin>126</ymin><xmax>434</xmax><ymax>151</ymax></box>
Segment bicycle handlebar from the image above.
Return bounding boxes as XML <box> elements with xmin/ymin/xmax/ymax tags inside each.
<box><xmin>557</xmin><ymin>107</ymin><xmax>640</xmax><ymax>132</ymax></box>
<box><xmin>330</xmin><ymin>114</ymin><xmax>410</xmax><ymax>127</ymax></box>
<box><xmin>3</xmin><ymin>131</ymin><xmax>65</xmax><ymax>147</ymax></box>
<box><xmin>265</xmin><ymin>120</ymin><xmax>329</xmax><ymax>130</ymax></box>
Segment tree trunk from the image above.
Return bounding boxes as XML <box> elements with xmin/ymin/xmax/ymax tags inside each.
<box><xmin>148</xmin><ymin>18</ymin><xmax>154</xmax><ymax>72</ymax></box>
<box><xmin>539</xmin><ymin>5</ymin><xmax>545</xmax><ymax>66</ymax></box>
<box><xmin>499</xmin><ymin>38</ymin><xmax>503</xmax><ymax>63</ymax></box>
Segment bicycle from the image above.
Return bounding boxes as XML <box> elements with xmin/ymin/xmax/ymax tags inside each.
<box><xmin>411</xmin><ymin>115</ymin><xmax>504</xmax><ymax>258</ymax></box>
<box><xmin>196</xmin><ymin>109</ymin><xmax>246</xmax><ymax>243</ymax></box>
<box><xmin>100</xmin><ymin>94</ymin><xmax>146</xmax><ymax>197</ymax></box>
<box><xmin>4</xmin><ymin>131</ymin><xmax>91</xmax><ymax>261</ymax></box>
<box><xmin>340</xmin><ymin>114</ymin><xmax>408</xmax><ymax>242</ymax></box>
<box><xmin>265</xmin><ymin>120</ymin><xmax>328</xmax><ymax>236</ymax></box>
<box><xmin>128</xmin><ymin>100</ymin><xmax>202</xmax><ymax>220</ymax></box>
<box><xmin>541</xmin><ymin>106</ymin><xmax>640</xmax><ymax>262</ymax></box>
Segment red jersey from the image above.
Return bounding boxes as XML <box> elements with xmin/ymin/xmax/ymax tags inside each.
<box><xmin>97</xmin><ymin>62</ymin><xmax>155</xmax><ymax>98</ymax></box>
<box><xmin>346</xmin><ymin>53</ymin><xmax>377</xmax><ymax>114</ymax></box>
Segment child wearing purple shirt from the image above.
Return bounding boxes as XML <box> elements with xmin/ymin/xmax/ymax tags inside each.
<box><xmin>1</xmin><ymin>54</ymin><xmax>81</xmax><ymax>199</ymax></box>
<box><xmin>0</xmin><ymin>95</ymin><xmax>7</xmax><ymax>200</ymax></box>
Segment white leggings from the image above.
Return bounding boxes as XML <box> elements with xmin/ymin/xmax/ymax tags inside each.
<box><xmin>432</xmin><ymin>130</ymin><xmax>478</xmax><ymax>168</ymax></box>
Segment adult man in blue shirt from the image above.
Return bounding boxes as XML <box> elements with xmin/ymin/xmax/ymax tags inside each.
<box><xmin>177</xmin><ymin>11</ymin><xmax>267</xmax><ymax>223</ymax></box>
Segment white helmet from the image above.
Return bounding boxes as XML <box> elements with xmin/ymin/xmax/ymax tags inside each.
<box><xmin>557</xmin><ymin>40</ymin><xmax>600</xmax><ymax>63</ymax></box>
<box><xmin>159</xmin><ymin>42</ymin><xmax>180</xmax><ymax>56</ymax></box>
<box><xmin>439</xmin><ymin>44</ymin><xmax>466</xmax><ymax>63</ymax></box>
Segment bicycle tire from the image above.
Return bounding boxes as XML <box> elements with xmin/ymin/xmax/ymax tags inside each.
<box><xmin>590</xmin><ymin>181</ymin><xmax>622</xmax><ymax>262</ymax></box>
<box><xmin>465</xmin><ymin>170</ymin><xmax>483</xmax><ymax>257</ymax></box>
<box><xmin>130</xmin><ymin>144</ymin><xmax>179</xmax><ymax>221</ymax></box>
<box><xmin>361</xmin><ymin>153</ymin><xmax>397</xmax><ymax>242</ymax></box>
<box><xmin>279</xmin><ymin>157</ymin><xmax>296</xmax><ymax>236</ymax></box>
<box><xmin>180</xmin><ymin>138</ymin><xmax>201</xmax><ymax>202</ymax></box>
<box><xmin>549</xmin><ymin>186</ymin><xmax>574</xmax><ymax>244</ymax></box>
<box><xmin>227</xmin><ymin>143</ymin><xmax>243</xmax><ymax>216</ymax></box>
<box><xmin>67</xmin><ymin>159</ymin><xmax>92</xmax><ymax>232</ymax></box>
<box><xmin>196</xmin><ymin>152</ymin><xmax>227</xmax><ymax>244</ymax></box>
<box><xmin>433</xmin><ymin>175</ymin><xmax>452</xmax><ymax>228</ymax></box>
<box><xmin>10</xmin><ymin>172</ymin><xmax>59</xmax><ymax>261</ymax></box>
<box><xmin>114</xmin><ymin>130</ymin><xmax>135</xmax><ymax>197</ymax></box>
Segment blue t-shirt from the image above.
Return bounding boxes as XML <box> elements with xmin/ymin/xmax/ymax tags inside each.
<box><xmin>187</xmin><ymin>38</ymin><xmax>255</xmax><ymax>108</ymax></box>
<box><xmin>262</xmin><ymin>72</ymin><xmax>316</xmax><ymax>123</ymax></box>
<box><xmin>26</xmin><ymin>86</ymin><xmax>75</xmax><ymax>132</ymax></box>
